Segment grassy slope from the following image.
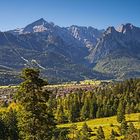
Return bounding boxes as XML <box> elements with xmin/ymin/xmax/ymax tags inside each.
<box><xmin>93</xmin><ymin>57</ymin><xmax>140</xmax><ymax>79</ymax></box>
<box><xmin>59</xmin><ymin>113</ymin><xmax>140</xmax><ymax>140</ymax></box>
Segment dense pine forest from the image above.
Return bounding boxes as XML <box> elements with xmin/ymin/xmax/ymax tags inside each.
<box><xmin>54</xmin><ymin>78</ymin><xmax>140</xmax><ymax>123</ymax></box>
<box><xmin>0</xmin><ymin>68</ymin><xmax>140</xmax><ymax>140</ymax></box>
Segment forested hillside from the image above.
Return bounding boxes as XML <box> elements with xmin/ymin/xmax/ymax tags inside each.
<box><xmin>53</xmin><ymin>78</ymin><xmax>140</xmax><ymax>123</ymax></box>
<box><xmin>0</xmin><ymin>68</ymin><xmax>139</xmax><ymax>140</ymax></box>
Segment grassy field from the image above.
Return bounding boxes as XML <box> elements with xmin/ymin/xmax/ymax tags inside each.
<box><xmin>59</xmin><ymin>113</ymin><xmax>140</xmax><ymax>140</ymax></box>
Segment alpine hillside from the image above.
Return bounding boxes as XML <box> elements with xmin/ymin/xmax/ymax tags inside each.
<box><xmin>89</xmin><ymin>23</ymin><xmax>140</xmax><ymax>79</ymax></box>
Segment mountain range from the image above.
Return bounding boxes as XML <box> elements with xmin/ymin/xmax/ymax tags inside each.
<box><xmin>0</xmin><ymin>18</ymin><xmax>140</xmax><ymax>85</ymax></box>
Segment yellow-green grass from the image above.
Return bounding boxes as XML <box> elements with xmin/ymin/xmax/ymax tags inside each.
<box><xmin>0</xmin><ymin>85</ymin><xmax>17</xmax><ymax>89</ymax></box>
<box><xmin>58</xmin><ymin>113</ymin><xmax>140</xmax><ymax>140</ymax></box>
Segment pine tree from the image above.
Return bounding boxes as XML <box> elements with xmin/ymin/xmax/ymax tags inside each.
<box><xmin>76</xmin><ymin>122</ymin><xmax>92</xmax><ymax>140</ymax></box>
<box><xmin>56</xmin><ymin>104</ymin><xmax>65</xmax><ymax>123</ymax></box>
<box><xmin>16</xmin><ymin>68</ymin><xmax>56</xmax><ymax>140</ymax></box>
<box><xmin>7</xmin><ymin>109</ymin><xmax>19</xmax><ymax>140</ymax></box>
<box><xmin>52</xmin><ymin>128</ymin><xmax>69</xmax><ymax>140</ymax></box>
<box><xmin>0</xmin><ymin>118</ymin><xmax>8</xmax><ymax>140</ymax></box>
<box><xmin>96</xmin><ymin>107</ymin><xmax>102</xmax><ymax>118</ymax></box>
<box><xmin>68</xmin><ymin>103</ymin><xmax>76</xmax><ymax>122</ymax></box>
<box><xmin>73</xmin><ymin>94</ymin><xmax>80</xmax><ymax>119</ymax></box>
<box><xmin>89</xmin><ymin>96</ymin><xmax>97</xmax><ymax>119</ymax></box>
<box><xmin>81</xmin><ymin>122</ymin><xmax>92</xmax><ymax>137</ymax></box>
<box><xmin>70</xmin><ymin>124</ymin><xmax>77</xmax><ymax>140</ymax></box>
<box><xmin>127</xmin><ymin>122</ymin><xmax>136</xmax><ymax>135</ymax></box>
<box><xmin>80</xmin><ymin>98</ymin><xmax>90</xmax><ymax>120</ymax></box>
<box><xmin>75</xmin><ymin>130</ymin><xmax>81</xmax><ymax>140</ymax></box>
<box><xmin>110</xmin><ymin>129</ymin><xmax>115</xmax><ymax>140</ymax></box>
<box><xmin>57</xmin><ymin>128</ymin><xmax>69</xmax><ymax>140</ymax></box>
<box><xmin>120</xmin><ymin>119</ymin><xmax>128</xmax><ymax>135</ymax></box>
<box><xmin>96</xmin><ymin>126</ymin><xmax>105</xmax><ymax>140</ymax></box>
<box><xmin>68</xmin><ymin>94</ymin><xmax>80</xmax><ymax>122</ymax></box>
<box><xmin>117</xmin><ymin>101</ymin><xmax>125</xmax><ymax>123</ymax></box>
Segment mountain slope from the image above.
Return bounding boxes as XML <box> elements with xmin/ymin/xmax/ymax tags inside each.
<box><xmin>89</xmin><ymin>23</ymin><xmax>140</xmax><ymax>79</ymax></box>
<box><xmin>1</xmin><ymin>19</ymin><xmax>140</xmax><ymax>84</ymax></box>
<box><xmin>0</xmin><ymin>19</ymin><xmax>111</xmax><ymax>85</ymax></box>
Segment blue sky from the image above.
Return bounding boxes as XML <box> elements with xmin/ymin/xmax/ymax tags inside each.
<box><xmin>0</xmin><ymin>0</ymin><xmax>140</xmax><ymax>31</ymax></box>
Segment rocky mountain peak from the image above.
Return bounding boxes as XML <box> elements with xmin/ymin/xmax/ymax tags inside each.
<box><xmin>68</xmin><ymin>25</ymin><xmax>103</xmax><ymax>50</ymax></box>
<box><xmin>89</xmin><ymin>23</ymin><xmax>140</xmax><ymax>63</ymax></box>
<box><xmin>116</xmin><ymin>23</ymin><xmax>134</xmax><ymax>33</ymax></box>
<box><xmin>22</xmin><ymin>18</ymin><xmax>54</xmax><ymax>33</ymax></box>
<box><xmin>105</xmin><ymin>26</ymin><xmax>116</xmax><ymax>34</ymax></box>
<box><xmin>33</xmin><ymin>18</ymin><xmax>47</xmax><ymax>25</ymax></box>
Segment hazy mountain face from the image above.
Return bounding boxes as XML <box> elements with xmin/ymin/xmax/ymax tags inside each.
<box><xmin>88</xmin><ymin>24</ymin><xmax>140</xmax><ymax>79</ymax></box>
<box><xmin>89</xmin><ymin>24</ymin><xmax>140</xmax><ymax>62</ymax></box>
<box><xmin>0</xmin><ymin>19</ymin><xmax>140</xmax><ymax>84</ymax></box>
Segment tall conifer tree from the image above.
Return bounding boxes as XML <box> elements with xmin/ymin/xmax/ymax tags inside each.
<box><xmin>16</xmin><ymin>68</ymin><xmax>56</xmax><ymax>140</ymax></box>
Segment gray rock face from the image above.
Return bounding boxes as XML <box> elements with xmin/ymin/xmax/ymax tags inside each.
<box><xmin>68</xmin><ymin>25</ymin><xmax>103</xmax><ymax>50</ymax></box>
<box><xmin>89</xmin><ymin>24</ymin><xmax>140</xmax><ymax>63</ymax></box>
